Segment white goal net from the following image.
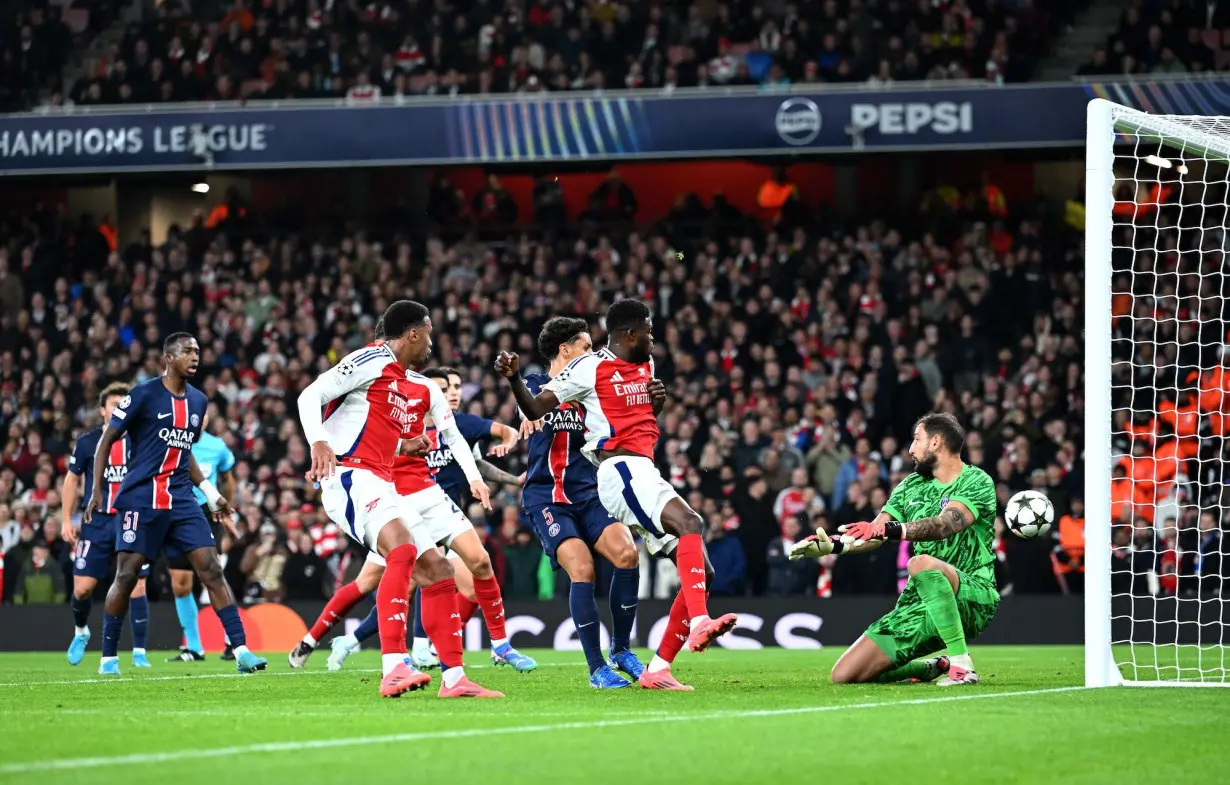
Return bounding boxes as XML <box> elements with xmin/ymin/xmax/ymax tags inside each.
<box><xmin>1086</xmin><ymin>99</ymin><xmax>1230</xmax><ymax>687</ymax></box>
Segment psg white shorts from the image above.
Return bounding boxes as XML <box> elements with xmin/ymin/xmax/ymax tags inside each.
<box><xmin>319</xmin><ymin>468</ymin><xmax>423</xmax><ymax>556</ymax></box>
<box><xmin>596</xmin><ymin>455</ymin><xmax>681</xmax><ymax>555</ymax></box>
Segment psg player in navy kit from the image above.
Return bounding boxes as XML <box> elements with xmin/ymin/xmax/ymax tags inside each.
<box><xmin>86</xmin><ymin>333</ymin><xmax>267</xmax><ymax>675</ymax></box>
<box><xmin>520</xmin><ymin>317</ymin><xmax>648</xmax><ymax>689</ymax></box>
<box><xmin>62</xmin><ymin>382</ymin><xmax>151</xmax><ymax>668</ymax></box>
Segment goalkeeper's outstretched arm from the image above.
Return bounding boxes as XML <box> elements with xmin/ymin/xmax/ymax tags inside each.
<box><xmin>839</xmin><ymin>502</ymin><xmax>974</xmax><ymax>545</ymax></box>
<box><xmin>788</xmin><ymin>516</ymin><xmax>894</xmax><ymax>560</ymax></box>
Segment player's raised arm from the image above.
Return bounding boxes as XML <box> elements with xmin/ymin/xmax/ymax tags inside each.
<box><xmin>495</xmin><ymin>351</ymin><xmax>560</xmax><ymax>420</ymax></box>
<box><xmin>428</xmin><ymin>381</ymin><xmax>491</xmax><ymax>510</ymax></box>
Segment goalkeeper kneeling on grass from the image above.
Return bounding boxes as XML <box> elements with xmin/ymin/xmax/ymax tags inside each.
<box><xmin>791</xmin><ymin>413</ymin><xmax>999</xmax><ymax>686</ymax></box>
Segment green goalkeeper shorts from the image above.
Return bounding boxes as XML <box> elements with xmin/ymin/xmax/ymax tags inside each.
<box><xmin>864</xmin><ymin>569</ymin><xmax>1000</xmax><ymax>668</ymax></box>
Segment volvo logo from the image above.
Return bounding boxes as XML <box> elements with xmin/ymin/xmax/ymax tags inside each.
<box><xmin>775</xmin><ymin>98</ymin><xmax>822</xmax><ymax>146</ymax></box>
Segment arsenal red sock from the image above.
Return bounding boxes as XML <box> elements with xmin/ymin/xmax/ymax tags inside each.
<box><xmin>472</xmin><ymin>576</ymin><xmax>508</xmax><ymax>642</ymax></box>
<box><xmin>456</xmin><ymin>593</ymin><xmax>479</xmax><ymax>626</ymax></box>
<box><xmin>674</xmin><ymin>533</ymin><xmax>710</xmax><ymax>621</ymax></box>
<box><xmin>654</xmin><ymin>590</ymin><xmax>690</xmax><ymax>666</ymax></box>
<box><xmin>307</xmin><ymin>581</ymin><xmax>366</xmax><ymax>644</ymax></box>
<box><xmin>376</xmin><ymin>544</ymin><xmax>416</xmax><ymax>656</ymax></box>
<box><xmin>421</xmin><ymin>578</ymin><xmax>464</xmax><ymax>670</ymax></box>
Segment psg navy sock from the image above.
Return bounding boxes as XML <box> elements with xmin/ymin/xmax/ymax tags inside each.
<box><xmin>215</xmin><ymin>604</ymin><xmax>247</xmax><ymax>648</ymax></box>
<box><xmin>71</xmin><ymin>595</ymin><xmax>92</xmax><ymax>630</ymax></box>
<box><xmin>354</xmin><ymin>604</ymin><xmax>379</xmax><ymax>643</ymax></box>
<box><xmin>609</xmin><ymin>568</ymin><xmax>639</xmax><ymax>653</ymax></box>
<box><xmin>569</xmin><ymin>581</ymin><xmax>606</xmax><ymax>675</ymax></box>
<box><xmin>412</xmin><ymin>590</ymin><xmax>428</xmax><ymax>640</ymax></box>
<box><xmin>102</xmin><ymin>613</ymin><xmax>124</xmax><ymax>658</ymax></box>
<box><xmin>129</xmin><ymin>596</ymin><xmax>149</xmax><ymax>651</ymax></box>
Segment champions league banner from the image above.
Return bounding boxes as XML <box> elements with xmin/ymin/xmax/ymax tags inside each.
<box><xmin>1</xmin><ymin>78</ymin><xmax>1228</xmax><ymax>175</ymax></box>
<box><xmin>0</xmin><ymin>596</ymin><xmax>1091</xmax><ymax>651</ymax></box>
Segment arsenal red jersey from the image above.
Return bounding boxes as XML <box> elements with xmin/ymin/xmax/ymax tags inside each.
<box><xmin>542</xmin><ymin>348</ymin><xmax>659</xmax><ymax>464</ymax></box>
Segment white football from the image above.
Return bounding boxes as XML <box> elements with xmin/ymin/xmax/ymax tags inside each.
<box><xmin>1004</xmin><ymin>490</ymin><xmax>1054</xmax><ymax>539</ymax></box>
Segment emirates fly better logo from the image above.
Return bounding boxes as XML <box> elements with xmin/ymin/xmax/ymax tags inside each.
<box><xmin>775</xmin><ymin>98</ymin><xmax>822</xmax><ymax>146</ymax></box>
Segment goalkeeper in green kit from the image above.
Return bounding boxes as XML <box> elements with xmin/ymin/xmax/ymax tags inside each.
<box><xmin>790</xmin><ymin>413</ymin><xmax>998</xmax><ymax>686</ymax></box>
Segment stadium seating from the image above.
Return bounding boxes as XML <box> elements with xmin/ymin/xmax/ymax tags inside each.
<box><xmin>0</xmin><ymin>172</ymin><xmax>1087</xmax><ymax>601</ymax></box>
<box><xmin>1080</xmin><ymin>0</ymin><xmax>1230</xmax><ymax>76</ymax></box>
<box><xmin>2</xmin><ymin>0</ymin><xmax>1077</xmax><ymax>109</ymax></box>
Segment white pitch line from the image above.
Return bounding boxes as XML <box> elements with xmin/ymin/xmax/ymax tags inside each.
<box><xmin>0</xmin><ymin>661</ymin><xmax>576</xmax><ymax>689</ymax></box>
<box><xmin>27</xmin><ymin>708</ymin><xmax>677</xmax><ymax>720</ymax></box>
<box><xmin>0</xmin><ymin>686</ymin><xmax>1085</xmax><ymax>775</ymax></box>
<box><xmin>0</xmin><ymin>668</ymin><xmax>380</xmax><ymax>689</ymax></box>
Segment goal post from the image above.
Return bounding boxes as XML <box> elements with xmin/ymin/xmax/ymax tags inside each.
<box><xmin>1085</xmin><ymin>98</ymin><xmax>1117</xmax><ymax>688</ymax></box>
<box><xmin>1085</xmin><ymin>98</ymin><xmax>1230</xmax><ymax>688</ymax></box>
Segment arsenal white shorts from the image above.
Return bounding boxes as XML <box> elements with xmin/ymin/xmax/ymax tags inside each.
<box><xmin>319</xmin><ymin>468</ymin><xmax>426</xmax><ymax>555</ymax></box>
<box><xmin>629</xmin><ymin>522</ymin><xmax>679</xmax><ymax>556</ymax></box>
<box><xmin>596</xmin><ymin>456</ymin><xmax>680</xmax><ymax>556</ymax></box>
<box><xmin>403</xmin><ymin>484</ymin><xmax>474</xmax><ymax>549</ymax></box>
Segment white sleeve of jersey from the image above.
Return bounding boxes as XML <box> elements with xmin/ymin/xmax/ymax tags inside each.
<box><xmin>298</xmin><ymin>349</ymin><xmax>387</xmax><ymax>446</ymax></box>
<box><xmin>429</xmin><ymin>383</ymin><xmax>481</xmax><ymax>483</ymax></box>
<box><xmin>543</xmin><ymin>354</ymin><xmax>598</xmax><ymax>404</ymax></box>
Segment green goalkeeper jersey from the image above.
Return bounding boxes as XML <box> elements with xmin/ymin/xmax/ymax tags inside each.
<box><xmin>882</xmin><ymin>463</ymin><xmax>999</xmax><ymax>590</ymax></box>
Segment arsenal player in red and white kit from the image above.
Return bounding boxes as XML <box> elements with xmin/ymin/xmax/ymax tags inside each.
<box><xmin>496</xmin><ymin>299</ymin><xmax>738</xmax><ymax>665</ymax></box>
<box><xmin>298</xmin><ymin>303</ymin><xmax>503</xmax><ymax>698</ymax></box>
<box><xmin>298</xmin><ymin>300</ymin><xmax>481</xmax><ymax>698</ymax></box>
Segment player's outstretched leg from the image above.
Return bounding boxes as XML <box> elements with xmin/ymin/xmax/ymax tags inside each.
<box><xmin>874</xmin><ymin>657</ymin><xmax>951</xmax><ymax>683</ymax></box>
<box><xmin>415</xmin><ymin>557</ymin><xmax>502</xmax><ymax>698</ymax></box>
<box><xmin>327</xmin><ymin>603</ymin><xmax>376</xmax><ymax>672</ymax></box>
<box><xmin>409</xmin><ymin>588</ymin><xmax>440</xmax><ymax>669</ymax></box>
<box><xmin>601</xmin><ymin>527</ymin><xmax>644</xmax><ymax>680</ymax></box>
<box><xmin>372</xmin><ymin>532</ymin><xmax>430</xmax><ymax>698</ymax></box>
<box><xmin>639</xmin><ymin>590</ymin><xmax>693</xmax><ymax>691</ymax></box>
<box><xmin>452</xmin><ymin>531</ymin><xmax>536</xmax><ymax>672</ymax></box>
<box><xmin>294</xmin><ymin>555</ymin><xmax>384</xmax><ymax>668</ymax></box>
<box><xmin>187</xmin><ymin>547</ymin><xmax>267</xmax><ymax>674</ymax></box>
<box><xmin>292</xmin><ymin>581</ymin><xmax>367</xmax><ymax>668</ymax></box>
<box><xmin>907</xmin><ymin>557</ymin><xmax>977</xmax><ymax>685</ymax></box>
<box><xmin>658</xmin><ymin>499</ymin><xmax>736</xmax><ymax>653</ymax></box>
<box><xmin>130</xmin><ymin>576</ymin><xmax>151</xmax><ymax>668</ymax></box>
<box><xmin>556</xmin><ymin>537</ymin><xmax>630</xmax><ymax>687</ymax></box>
<box><xmin>67</xmin><ymin>576</ymin><xmax>96</xmax><ymax>666</ymax></box>
<box><xmin>99</xmin><ymin>552</ymin><xmax>146</xmax><ymax>675</ymax></box>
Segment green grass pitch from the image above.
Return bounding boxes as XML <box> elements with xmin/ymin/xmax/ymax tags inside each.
<box><xmin>1</xmin><ymin>646</ymin><xmax>1226</xmax><ymax>785</ymax></box>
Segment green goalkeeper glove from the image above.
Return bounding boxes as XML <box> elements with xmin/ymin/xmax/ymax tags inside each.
<box><xmin>788</xmin><ymin>530</ymin><xmax>834</xmax><ymax>560</ymax></box>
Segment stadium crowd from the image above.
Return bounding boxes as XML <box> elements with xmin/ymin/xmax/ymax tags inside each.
<box><xmin>1080</xmin><ymin>0</ymin><xmax>1230</xmax><ymax>77</ymax></box>
<box><xmin>0</xmin><ymin>167</ymin><xmax>1122</xmax><ymax>608</ymax></box>
<box><xmin>14</xmin><ymin>0</ymin><xmax>1079</xmax><ymax>110</ymax></box>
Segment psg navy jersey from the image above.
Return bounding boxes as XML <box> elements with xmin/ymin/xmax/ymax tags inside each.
<box><xmin>68</xmin><ymin>427</ymin><xmax>131</xmax><ymax>514</ymax></box>
<box><xmin>521</xmin><ymin>372</ymin><xmax>599</xmax><ymax>508</ymax></box>
<box><xmin>109</xmin><ymin>378</ymin><xmax>208</xmax><ymax>510</ymax></box>
<box><xmin>428</xmin><ymin>411</ymin><xmax>493</xmax><ymax>505</ymax></box>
